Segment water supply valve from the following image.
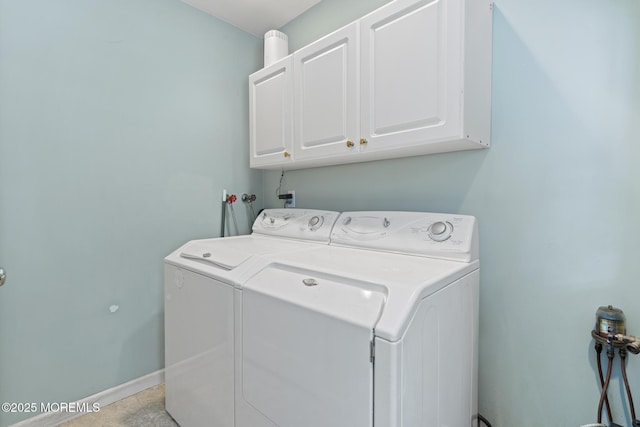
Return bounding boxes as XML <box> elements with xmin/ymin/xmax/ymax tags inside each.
<box><xmin>590</xmin><ymin>305</ymin><xmax>640</xmax><ymax>427</ymax></box>
<box><xmin>242</xmin><ymin>193</ymin><xmax>257</xmax><ymax>203</ymax></box>
<box><xmin>614</xmin><ymin>334</ymin><xmax>640</xmax><ymax>355</ymax></box>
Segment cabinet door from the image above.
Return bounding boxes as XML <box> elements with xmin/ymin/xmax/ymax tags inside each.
<box><xmin>249</xmin><ymin>57</ymin><xmax>294</xmax><ymax>168</ymax></box>
<box><xmin>360</xmin><ymin>0</ymin><xmax>463</xmax><ymax>151</ymax></box>
<box><xmin>293</xmin><ymin>23</ymin><xmax>359</xmax><ymax>163</ymax></box>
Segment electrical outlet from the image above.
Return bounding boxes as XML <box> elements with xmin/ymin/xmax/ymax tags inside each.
<box><xmin>286</xmin><ymin>190</ymin><xmax>295</xmax><ymax>208</ymax></box>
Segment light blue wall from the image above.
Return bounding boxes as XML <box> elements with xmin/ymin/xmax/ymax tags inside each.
<box><xmin>270</xmin><ymin>0</ymin><xmax>640</xmax><ymax>426</ymax></box>
<box><xmin>0</xmin><ymin>0</ymin><xmax>261</xmax><ymax>425</ymax></box>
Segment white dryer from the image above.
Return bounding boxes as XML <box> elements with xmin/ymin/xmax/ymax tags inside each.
<box><xmin>163</xmin><ymin>209</ymin><xmax>340</xmax><ymax>427</ymax></box>
<box><xmin>236</xmin><ymin>211</ymin><xmax>479</xmax><ymax>427</ymax></box>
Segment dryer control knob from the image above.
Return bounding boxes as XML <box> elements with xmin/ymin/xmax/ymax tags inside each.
<box><xmin>431</xmin><ymin>222</ymin><xmax>446</xmax><ymax>235</ymax></box>
<box><xmin>428</xmin><ymin>221</ymin><xmax>453</xmax><ymax>242</ymax></box>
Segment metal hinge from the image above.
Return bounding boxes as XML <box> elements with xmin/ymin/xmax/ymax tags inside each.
<box><xmin>370</xmin><ymin>340</ymin><xmax>375</xmax><ymax>363</ymax></box>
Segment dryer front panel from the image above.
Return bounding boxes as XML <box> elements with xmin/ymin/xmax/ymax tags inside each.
<box><xmin>240</xmin><ymin>266</ymin><xmax>384</xmax><ymax>427</ymax></box>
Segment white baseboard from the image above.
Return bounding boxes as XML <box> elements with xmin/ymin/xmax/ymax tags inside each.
<box><xmin>10</xmin><ymin>369</ymin><xmax>164</xmax><ymax>427</ymax></box>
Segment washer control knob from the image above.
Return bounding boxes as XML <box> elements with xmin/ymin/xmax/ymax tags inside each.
<box><xmin>308</xmin><ymin>215</ymin><xmax>324</xmax><ymax>230</ymax></box>
<box><xmin>428</xmin><ymin>221</ymin><xmax>453</xmax><ymax>241</ymax></box>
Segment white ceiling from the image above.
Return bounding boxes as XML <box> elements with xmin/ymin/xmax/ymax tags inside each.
<box><xmin>182</xmin><ymin>0</ymin><xmax>323</xmax><ymax>38</ymax></box>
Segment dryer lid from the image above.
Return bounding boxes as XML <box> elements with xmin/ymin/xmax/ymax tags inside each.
<box><xmin>243</xmin><ymin>265</ymin><xmax>386</xmax><ymax>329</ymax></box>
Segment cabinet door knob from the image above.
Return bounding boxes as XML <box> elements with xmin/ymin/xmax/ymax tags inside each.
<box><xmin>283</xmin><ymin>151</ymin><xmax>291</xmax><ymax>158</ymax></box>
<box><xmin>346</xmin><ymin>140</ymin><xmax>355</xmax><ymax>148</ymax></box>
<box><xmin>360</xmin><ymin>138</ymin><xmax>368</xmax><ymax>145</ymax></box>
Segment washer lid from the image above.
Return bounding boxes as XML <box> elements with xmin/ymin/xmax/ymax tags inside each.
<box><xmin>180</xmin><ymin>242</ymin><xmax>251</xmax><ymax>270</ymax></box>
<box><xmin>243</xmin><ymin>264</ymin><xmax>386</xmax><ymax>329</ymax></box>
<box><xmin>165</xmin><ymin>234</ymin><xmax>337</xmax><ymax>286</ymax></box>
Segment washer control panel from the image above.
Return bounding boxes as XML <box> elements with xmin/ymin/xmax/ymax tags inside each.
<box><xmin>253</xmin><ymin>209</ymin><xmax>340</xmax><ymax>243</ymax></box>
<box><xmin>331</xmin><ymin>211</ymin><xmax>478</xmax><ymax>262</ymax></box>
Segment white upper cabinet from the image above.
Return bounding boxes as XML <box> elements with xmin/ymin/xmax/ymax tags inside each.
<box><xmin>249</xmin><ymin>56</ymin><xmax>294</xmax><ymax>168</ymax></box>
<box><xmin>293</xmin><ymin>22</ymin><xmax>360</xmax><ymax>164</ymax></box>
<box><xmin>361</xmin><ymin>0</ymin><xmax>461</xmax><ymax>152</ymax></box>
<box><xmin>249</xmin><ymin>0</ymin><xmax>493</xmax><ymax>170</ymax></box>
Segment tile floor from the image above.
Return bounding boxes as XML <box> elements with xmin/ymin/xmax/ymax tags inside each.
<box><xmin>57</xmin><ymin>384</ymin><xmax>178</xmax><ymax>427</ymax></box>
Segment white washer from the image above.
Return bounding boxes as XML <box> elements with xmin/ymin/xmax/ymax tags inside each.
<box><xmin>163</xmin><ymin>209</ymin><xmax>340</xmax><ymax>427</ymax></box>
<box><xmin>236</xmin><ymin>211</ymin><xmax>479</xmax><ymax>427</ymax></box>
